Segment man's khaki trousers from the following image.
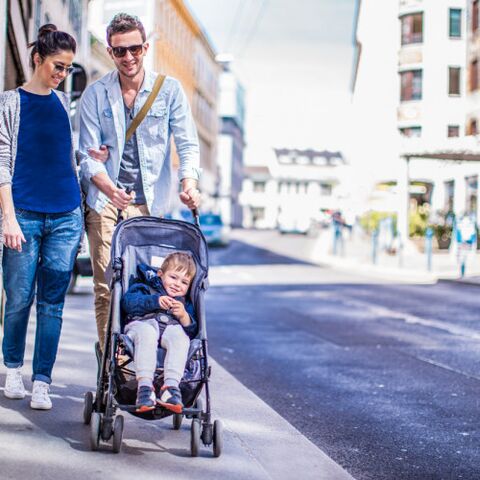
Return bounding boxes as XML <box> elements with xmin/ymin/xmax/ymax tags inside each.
<box><xmin>85</xmin><ymin>202</ymin><xmax>149</xmax><ymax>349</ymax></box>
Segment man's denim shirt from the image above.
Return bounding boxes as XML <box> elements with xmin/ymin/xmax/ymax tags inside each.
<box><xmin>78</xmin><ymin>70</ymin><xmax>201</xmax><ymax>216</ymax></box>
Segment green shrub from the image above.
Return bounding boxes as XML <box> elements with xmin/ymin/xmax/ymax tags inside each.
<box><xmin>359</xmin><ymin>211</ymin><xmax>397</xmax><ymax>234</ymax></box>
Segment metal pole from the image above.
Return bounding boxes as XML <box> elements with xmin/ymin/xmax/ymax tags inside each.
<box><xmin>425</xmin><ymin>227</ymin><xmax>433</xmax><ymax>272</ymax></box>
<box><xmin>372</xmin><ymin>229</ymin><xmax>379</xmax><ymax>264</ymax></box>
<box><xmin>397</xmin><ymin>156</ymin><xmax>410</xmax><ymax>247</ymax></box>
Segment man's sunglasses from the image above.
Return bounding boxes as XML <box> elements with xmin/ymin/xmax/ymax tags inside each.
<box><xmin>53</xmin><ymin>63</ymin><xmax>75</xmax><ymax>75</ymax></box>
<box><xmin>110</xmin><ymin>44</ymin><xmax>144</xmax><ymax>58</ymax></box>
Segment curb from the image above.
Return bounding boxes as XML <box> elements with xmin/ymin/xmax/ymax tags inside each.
<box><xmin>437</xmin><ymin>277</ymin><xmax>480</xmax><ymax>287</ymax></box>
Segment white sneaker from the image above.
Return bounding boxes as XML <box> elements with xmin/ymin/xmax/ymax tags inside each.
<box><xmin>4</xmin><ymin>367</ymin><xmax>26</xmax><ymax>399</ymax></box>
<box><xmin>30</xmin><ymin>380</ymin><xmax>52</xmax><ymax>410</ymax></box>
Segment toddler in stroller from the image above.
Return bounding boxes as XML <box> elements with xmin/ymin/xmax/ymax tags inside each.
<box><xmin>83</xmin><ymin>215</ymin><xmax>223</xmax><ymax>456</ymax></box>
<box><xmin>121</xmin><ymin>252</ymin><xmax>197</xmax><ymax>413</ymax></box>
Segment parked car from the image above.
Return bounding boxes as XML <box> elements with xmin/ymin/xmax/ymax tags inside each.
<box><xmin>199</xmin><ymin>213</ymin><xmax>230</xmax><ymax>246</ymax></box>
<box><xmin>68</xmin><ymin>236</ymin><xmax>93</xmax><ymax>293</ymax></box>
<box><xmin>277</xmin><ymin>210</ymin><xmax>313</xmax><ymax>235</ymax></box>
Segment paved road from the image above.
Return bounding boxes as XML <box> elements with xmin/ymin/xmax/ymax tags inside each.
<box><xmin>207</xmin><ymin>233</ymin><xmax>480</xmax><ymax>480</ymax></box>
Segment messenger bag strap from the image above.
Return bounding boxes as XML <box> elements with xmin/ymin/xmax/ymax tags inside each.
<box><xmin>125</xmin><ymin>74</ymin><xmax>166</xmax><ymax>143</ymax></box>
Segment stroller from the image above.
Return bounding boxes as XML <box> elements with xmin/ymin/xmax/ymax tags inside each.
<box><xmin>82</xmin><ymin>213</ymin><xmax>223</xmax><ymax>456</ymax></box>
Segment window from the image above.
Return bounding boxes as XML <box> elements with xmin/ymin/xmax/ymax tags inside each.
<box><xmin>470</xmin><ymin>59</ymin><xmax>479</xmax><ymax>91</ymax></box>
<box><xmin>400</xmin><ymin>70</ymin><xmax>423</xmax><ymax>101</ymax></box>
<box><xmin>449</xmin><ymin>9</ymin><xmax>462</xmax><ymax>37</ymax></box>
<box><xmin>296</xmin><ymin>155</ymin><xmax>310</xmax><ymax>165</ymax></box>
<box><xmin>444</xmin><ymin>180</ymin><xmax>454</xmax><ymax>211</ymax></box>
<box><xmin>465</xmin><ymin>175</ymin><xmax>478</xmax><ymax>215</ymax></box>
<box><xmin>448</xmin><ymin>125</ymin><xmax>460</xmax><ymax>137</ymax></box>
<box><xmin>399</xmin><ymin>126</ymin><xmax>422</xmax><ymax>137</ymax></box>
<box><xmin>401</xmin><ymin>13</ymin><xmax>423</xmax><ymax>45</ymax></box>
<box><xmin>467</xmin><ymin>118</ymin><xmax>478</xmax><ymax>135</ymax></box>
<box><xmin>449</xmin><ymin>67</ymin><xmax>461</xmax><ymax>95</ymax></box>
<box><xmin>251</xmin><ymin>207</ymin><xmax>265</xmax><ymax>222</ymax></box>
<box><xmin>319</xmin><ymin>183</ymin><xmax>332</xmax><ymax>196</ymax></box>
<box><xmin>474</xmin><ymin>1</ymin><xmax>479</xmax><ymax>34</ymax></box>
<box><xmin>253</xmin><ymin>181</ymin><xmax>266</xmax><ymax>193</ymax></box>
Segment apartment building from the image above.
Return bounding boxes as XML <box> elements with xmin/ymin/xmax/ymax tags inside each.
<box><xmin>398</xmin><ymin>0</ymin><xmax>480</xmax><ymax>227</ymax></box>
<box><xmin>216</xmin><ymin>56</ymin><xmax>246</xmax><ymax>228</ymax></box>
<box><xmin>241</xmin><ymin>148</ymin><xmax>349</xmax><ymax>229</ymax></box>
<box><xmin>352</xmin><ymin>0</ymin><xmax>480</xmax><ymax>240</ymax></box>
<box><xmin>1</xmin><ymin>0</ymin><xmax>90</xmax><ymax>92</ymax></box>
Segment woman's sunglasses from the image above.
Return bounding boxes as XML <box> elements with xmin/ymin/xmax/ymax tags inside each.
<box><xmin>53</xmin><ymin>63</ymin><xmax>75</xmax><ymax>75</ymax></box>
<box><xmin>110</xmin><ymin>44</ymin><xmax>144</xmax><ymax>58</ymax></box>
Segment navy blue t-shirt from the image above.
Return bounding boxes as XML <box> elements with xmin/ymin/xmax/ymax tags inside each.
<box><xmin>12</xmin><ymin>88</ymin><xmax>81</xmax><ymax>213</ymax></box>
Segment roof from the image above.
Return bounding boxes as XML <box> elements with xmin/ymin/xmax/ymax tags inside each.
<box><xmin>401</xmin><ymin>137</ymin><xmax>480</xmax><ymax>162</ymax></box>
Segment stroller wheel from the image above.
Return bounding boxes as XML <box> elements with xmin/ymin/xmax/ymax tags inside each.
<box><xmin>112</xmin><ymin>415</ymin><xmax>124</xmax><ymax>454</ymax></box>
<box><xmin>213</xmin><ymin>419</ymin><xmax>223</xmax><ymax>458</ymax></box>
<box><xmin>173</xmin><ymin>413</ymin><xmax>183</xmax><ymax>430</ymax></box>
<box><xmin>90</xmin><ymin>412</ymin><xmax>101</xmax><ymax>451</ymax></box>
<box><xmin>83</xmin><ymin>391</ymin><xmax>94</xmax><ymax>425</ymax></box>
<box><xmin>190</xmin><ymin>419</ymin><xmax>201</xmax><ymax>457</ymax></box>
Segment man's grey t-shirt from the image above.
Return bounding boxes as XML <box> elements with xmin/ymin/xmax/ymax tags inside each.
<box><xmin>117</xmin><ymin>102</ymin><xmax>146</xmax><ymax>204</ymax></box>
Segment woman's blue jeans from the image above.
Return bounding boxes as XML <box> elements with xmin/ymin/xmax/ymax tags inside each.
<box><xmin>2</xmin><ymin>207</ymin><xmax>82</xmax><ymax>384</ymax></box>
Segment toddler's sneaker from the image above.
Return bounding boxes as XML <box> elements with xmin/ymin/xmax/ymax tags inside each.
<box><xmin>136</xmin><ymin>386</ymin><xmax>156</xmax><ymax>412</ymax></box>
<box><xmin>30</xmin><ymin>380</ymin><xmax>52</xmax><ymax>410</ymax></box>
<box><xmin>157</xmin><ymin>385</ymin><xmax>183</xmax><ymax>413</ymax></box>
<box><xmin>4</xmin><ymin>367</ymin><xmax>26</xmax><ymax>399</ymax></box>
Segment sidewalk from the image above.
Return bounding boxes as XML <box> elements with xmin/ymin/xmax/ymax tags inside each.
<box><xmin>229</xmin><ymin>228</ymin><xmax>480</xmax><ymax>285</ymax></box>
<box><xmin>310</xmin><ymin>227</ymin><xmax>480</xmax><ymax>285</ymax></box>
<box><xmin>0</xmin><ymin>281</ymin><xmax>355</xmax><ymax>480</ymax></box>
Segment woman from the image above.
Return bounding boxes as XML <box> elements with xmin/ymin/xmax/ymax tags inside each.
<box><xmin>0</xmin><ymin>24</ymin><xmax>83</xmax><ymax>410</ymax></box>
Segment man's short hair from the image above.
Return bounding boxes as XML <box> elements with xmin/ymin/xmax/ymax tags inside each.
<box><xmin>106</xmin><ymin>13</ymin><xmax>146</xmax><ymax>45</ymax></box>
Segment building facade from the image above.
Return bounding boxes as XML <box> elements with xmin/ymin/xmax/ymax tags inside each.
<box><xmin>216</xmin><ymin>56</ymin><xmax>245</xmax><ymax>228</ymax></box>
<box><xmin>2</xmin><ymin>0</ymin><xmax>90</xmax><ymax>92</ymax></box>
<box><xmin>241</xmin><ymin>148</ymin><xmax>349</xmax><ymax>229</ymax></box>
<box><xmin>153</xmin><ymin>0</ymin><xmax>219</xmax><ymax>201</ymax></box>
<box><xmin>352</xmin><ymin>0</ymin><xmax>480</xmax><ymax>241</ymax></box>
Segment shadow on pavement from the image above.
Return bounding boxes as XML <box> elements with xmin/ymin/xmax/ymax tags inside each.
<box><xmin>208</xmin><ymin>239</ymin><xmax>315</xmax><ymax>266</ymax></box>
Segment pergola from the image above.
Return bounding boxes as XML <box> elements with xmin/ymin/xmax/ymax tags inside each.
<box><xmin>397</xmin><ymin>142</ymin><xmax>480</xmax><ymax>242</ymax></box>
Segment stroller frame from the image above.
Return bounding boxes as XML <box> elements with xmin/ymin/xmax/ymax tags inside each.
<box><xmin>82</xmin><ymin>214</ymin><xmax>223</xmax><ymax>456</ymax></box>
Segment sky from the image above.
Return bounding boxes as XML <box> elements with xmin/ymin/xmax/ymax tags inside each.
<box><xmin>186</xmin><ymin>0</ymin><xmax>357</xmax><ymax>165</ymax></box>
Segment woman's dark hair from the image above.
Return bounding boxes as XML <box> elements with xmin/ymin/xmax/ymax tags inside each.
<box><xmin>106</xmin><ymin>13</ymin><xmax>146</xmax><ymax>46</ymax></box>
<box><xmin>28</xmin><ymin>24</ymin><xmax>77</xmax><ymax>69</ymax></box>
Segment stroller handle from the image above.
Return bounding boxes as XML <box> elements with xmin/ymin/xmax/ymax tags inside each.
<box><xmin>192</xmin><ymin>208</ymin><xmax>200</xmax><ymax>227</ymax></box>
<box><xmin>116</xmin><ymin>187</ymin><xmax>133</xmax><ymax>224</ymax></box>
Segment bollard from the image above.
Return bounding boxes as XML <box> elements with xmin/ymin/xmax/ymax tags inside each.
<box><xmin>372</xmin><ymin>229</ymin><xmax>379</xmax><ymax>264</ymax></box>
<box><xmin>425</xmin><ymin>227</ymin><xmax>433</xmax><ymax>272</ymax></box>
<box><xmin>397</xmin><ymin>234</ymin><xmax>403</xmax><ymax>268</ymax></box>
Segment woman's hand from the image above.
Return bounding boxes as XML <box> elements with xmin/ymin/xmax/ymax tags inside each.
<box><xmin>88</xmin><ymin>144</ymin><xmax>109</xmax><ymax>163</ymax></box>
<box><xmin>2</xmin><ymin>214</ymin><xmax>26</xmax><ymax>252</ymax></box>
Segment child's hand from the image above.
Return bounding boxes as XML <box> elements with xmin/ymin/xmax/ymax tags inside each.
<box><xmin>159</xmin><ymin>296</ymin><xmax>174</xmax><ymax>310</ymax></box>
<box><xmin>170</xmin><ymin>300</ymin><xmax>190</xmax><ymax>325</ymax></box>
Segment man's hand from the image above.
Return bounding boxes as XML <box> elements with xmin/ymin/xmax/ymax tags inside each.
<box><xmin>111</xmin><ymin>188</ymin><xmax>135</xmax><ymax>211</ymax></box>
<box><xmin>2</xmin><ymin>214</ymin><xmax>26</xmax><ymax>252</ymax></box>
<box><xmin>179</xmin><ymin>187</ymin><xmax>201</xmax><ymax>210</ymax></box>
<box><xmin>88</xmin><ymin>145</ymin><xmax>109</xmax><ymax>163</ymax></box>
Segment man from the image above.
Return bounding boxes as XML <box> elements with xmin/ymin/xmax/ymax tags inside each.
<box><xmin>79</xmin><ymin>13</ymin><xmax>201</xmax><ymax>349</ymax></box>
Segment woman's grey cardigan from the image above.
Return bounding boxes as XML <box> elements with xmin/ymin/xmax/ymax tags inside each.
<box><xmin>0</xmin><ymin>88</ymin><xmax>79</xmax><ymax>265</ymax></box>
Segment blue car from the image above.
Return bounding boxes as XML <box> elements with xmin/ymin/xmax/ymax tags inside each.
<box><xmin>199</xmin><ymin>213</ymin><xmax>230</xmax><ymax>247</ymax></box>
